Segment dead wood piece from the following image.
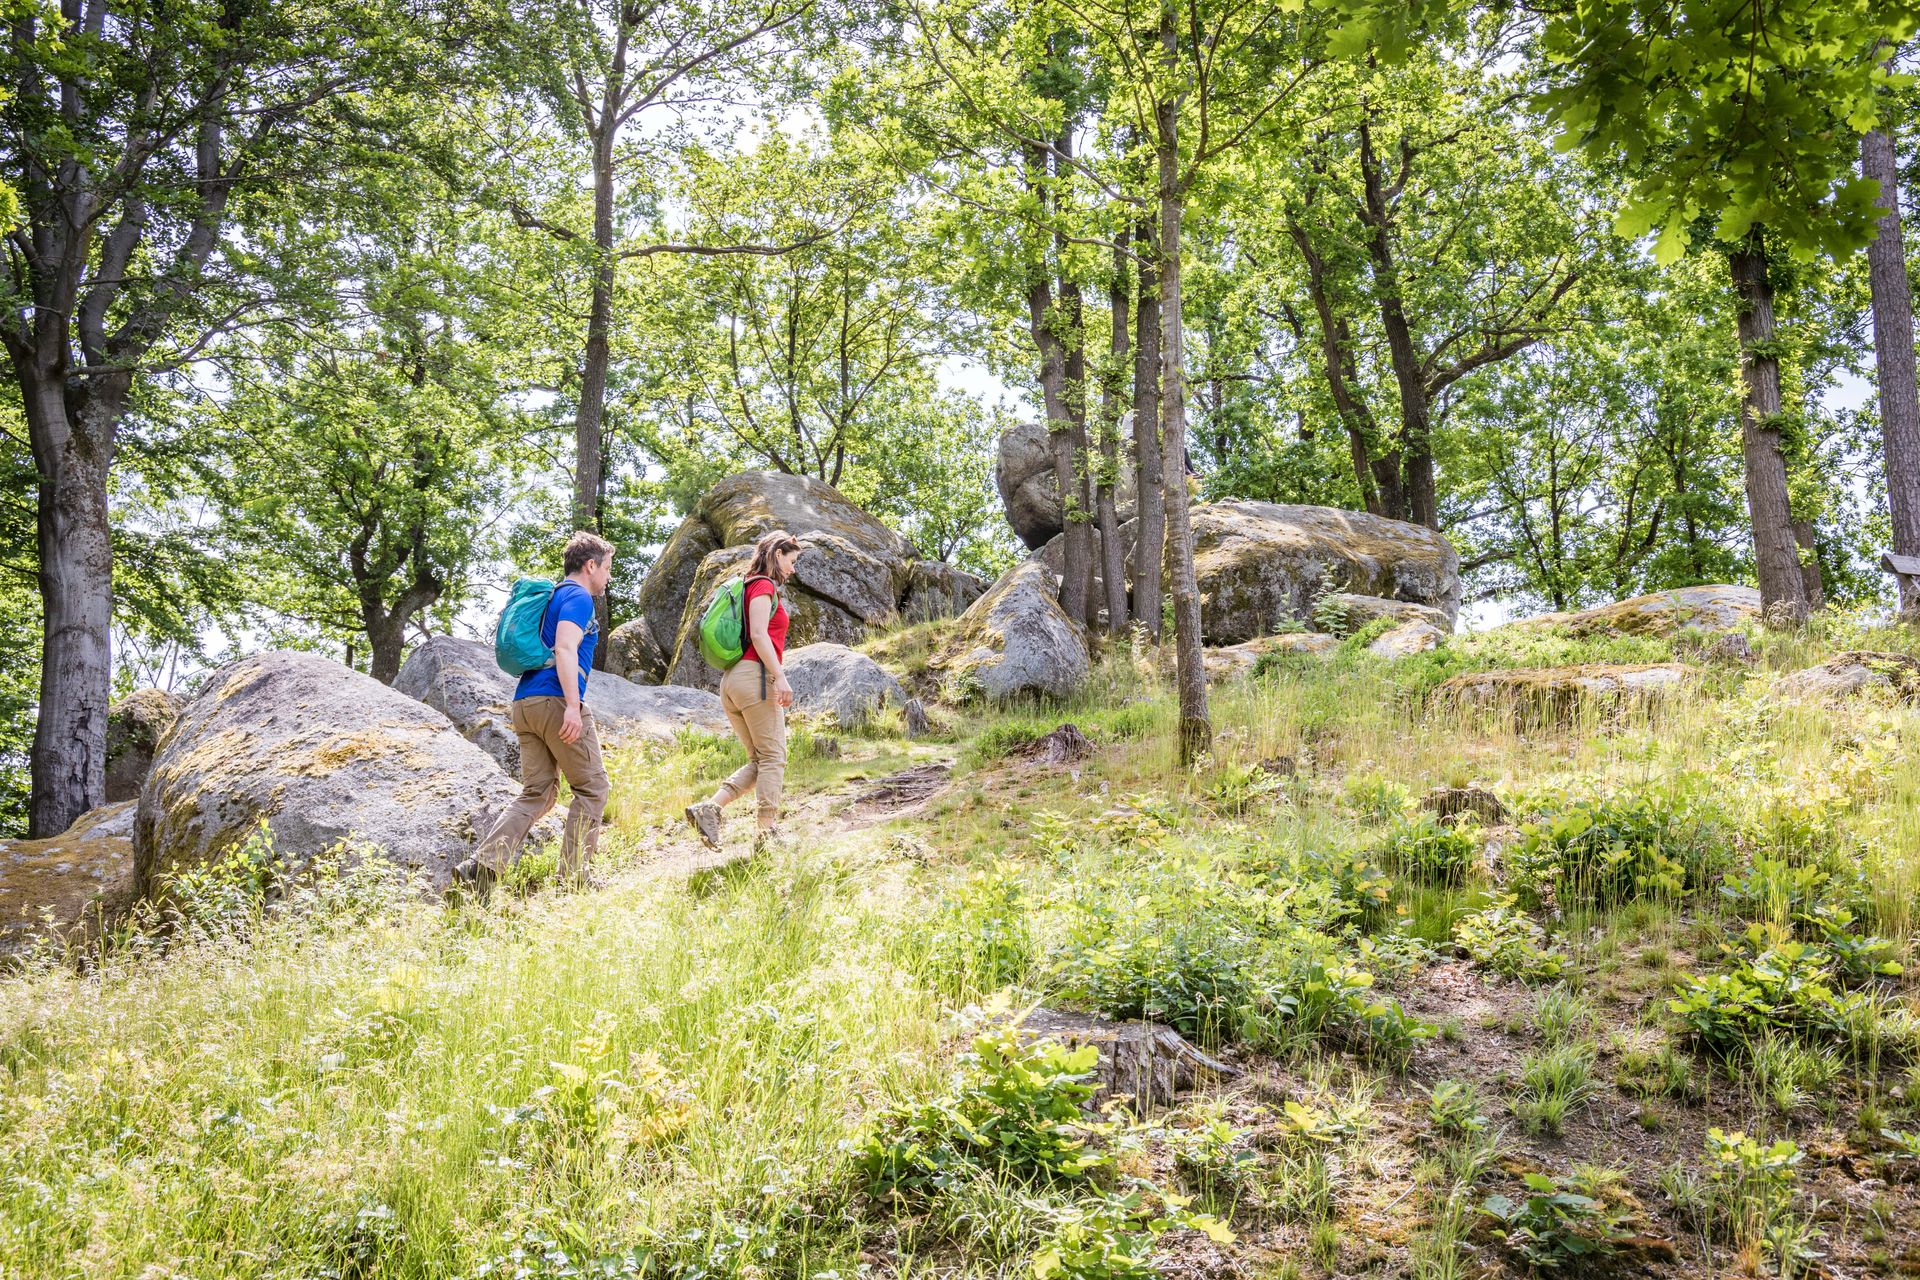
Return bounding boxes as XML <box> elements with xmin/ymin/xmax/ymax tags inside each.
<box><xmin>1018</xmin><ymin>723</ymin><xmax>1092</xmax><ymax>764</ymax></box>
<box><xmin>1008</xmin><ymin>1007</ymin><xmax>1241</xmax><ymax>1110</ymax></box>
<box><xmin>1419</xmin><ymin>785</ymin><xmax>1506</xmax><ymax>824</ymax></box>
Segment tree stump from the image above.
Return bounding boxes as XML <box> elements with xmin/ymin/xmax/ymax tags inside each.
<box><xmin>1006</xmin><ymin>1007</ymin><xmax>1241</xmax><ymax>1111</ymax></box>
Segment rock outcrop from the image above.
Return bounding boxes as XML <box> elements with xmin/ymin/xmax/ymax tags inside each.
<box><xmin>395</xmin><ymin>635</ymin><xmax>727</xmax><ymax>771</ymax></box>
<box><xmin>1774</xmin><ymin>651</ymin><xmax>1920</xmax><ymax>704</ymax></box>
<box><xmin>930</xmin><ymin>561</ymin><xmax>1089</xmax><ymax>700</ymax></box>
<box><xmin>0</xmin><ymin>801</ymin><xmax>137</xmax><ymax>961</ymax></box>
<box><xmin>1435</xmin><ymin>663</ymin><xmax>1694</xmax><ymax>716</ymax></box>
<box><xmin>1126</xmin><ymin>502</ymin><xmax>1459</xmax><ymax>645</ymax></box>
<box><xmin>105</xmin><ymin>689</ymin><xmax>182</xmax><ymax>803</ymax></box>
<box><xmin>135</xmin><ymin>651</ymin><xmax>528</xmax><ymax>895</ymax></box>
<box><xmin>997</xmin><ymin>421</ymin><xmax>1136</xmax><ymax>550</ymax></box>
<box><xmin>1204</xmin><ymin>632</ymin><xmax>1338</xmax><ymax>683</ymax></box>
<box><xmin>1321</xmin><ymin>593</ymin><xmax>1452</xmax><ymax>634</ymax></box>
<box><xmin>1368</xmin><ymin>620</ymin><xmax>1446</xmax><ymax>658</ymax></box>
<box><xmin>784</xmin><ymin>643</ymin><xmax>912</xmax><ymax>729</ymax></box>
<box><xmin>627</xmin><ymin>472</ymin><xmax>981</xmax><ymax>689</ymax></box>
<box><xmin>1510</xmin><ymin>585</ymin><xmax>1761</xmax><ymax>638</ymax></box>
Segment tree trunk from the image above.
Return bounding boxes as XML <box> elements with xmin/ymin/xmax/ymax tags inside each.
<box><xmin>1098</xmin><ymin>234</ymin><xmax>1131</xmax><ymax>634</ymax></box>
<box><xmin>1864</xmin><ymin>122</ymin><xmax>1920</xmax><ymax>619</ymax></box>
<box><xmin>1059</xmin><ymin>274</ymin><xmax>1100</xmax><ymax>627</ymax></box>
<box><xmin>367</xmin><ymin>616</ymin><xmax>407</xmax><ymax>686</ymax></box>
<box><xmin>20</xmin><ymin>368</ymin><xmax>114</xmax><ymax>838</ymax></box>
<box><xmin>1728</xmin><ymin>237</ymin><xmax>1811</xmax><ymax>627</ymax></box>
<box><xmin>1132</xmin><ymin>221</ymin><xmax>1166</xmax><ymax>639</ymax></box>
<box><xmin>1158</xmin><ymin>7</ymin><xmax>1210</xmax><ymax>765</ymax></box>
<box><xmin>575</xmin><ymin>125</ymin><xmax>617</xmax><ymax>658</ymax></box>
<box><xmin>1357</xmin><ymin>120</ymin><xmax>1437</xmax><ymax>528</ymax></box>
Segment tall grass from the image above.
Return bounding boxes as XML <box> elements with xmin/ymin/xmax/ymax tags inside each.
<box><xmin>0</xmin><ymin>848</ymin><xmax>944</xmax><ymax>1278</ymax></box>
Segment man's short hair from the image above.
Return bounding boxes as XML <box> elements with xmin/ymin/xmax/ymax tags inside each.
<box><xmin>563</xmin><ymin>531</ymin><xmax>616</xmax><ymax>576</ymax></box>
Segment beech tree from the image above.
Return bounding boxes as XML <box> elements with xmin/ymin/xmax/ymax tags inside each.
<box><xmin>1862</xmin><ymin>49</ymin><xmax>1920</xmax><ymax>617</ymax></box>
<box><xmin>1537</xmin><ymin>0</ymin><xmax>1920</xmax><ymax>624</ymax></box>
<box><xmin>1</xmin><ymin>0</ymin><xmax>427</xmax><ymax>836</ymax></box>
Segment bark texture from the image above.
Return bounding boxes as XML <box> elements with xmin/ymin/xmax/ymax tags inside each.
<box><xmin>1864</xmin><ymin>123</ymin><xmax>1920</xmax><ymax>617</ymax></box>
<box><xmin>1098</xmin><ymin>235</ymin><xmax>1132</xmax><ymax>633</ymax></box>
<box><xmin>1132</xmin><ymin>222</ymin><xmax>1167</xmax><ymax>638</ymax></box>
<box><xmin>1728</xmin><ymin>239</ymin><xmax>1811</xmax><ymax>627</ymax></box>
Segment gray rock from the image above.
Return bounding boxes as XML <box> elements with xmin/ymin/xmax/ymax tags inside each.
<box><xmin>603</xmin><ymin>616</ymin><xmax>667</xmax><ymax>683</ymax></box>
<box><xmin>1774</xmin><ymin>651</ymin><xmax>1920</xmax><ymax>703</ymax></box>
<box><xmin>1506</xmin><ymin>585</ymin><xmax>1763</xmax><ymax>637</ymax></box>
<box><xmin>1203</xmin><ymin>632</ymin><xmax>1338</xmax><ymax>684</ymax></box>
<box><xmin>903</xmin><ymin>561</ymin><xmax>987</xmax><ymax>622</ymax></box>
<box><xmin>106</xmin><ymin>689</ymin><xmax>182</xmax><ymax>804</ymax></box>
<box><xmin>1368</xmin><ymin>619</ymin><xmax>1446</xmax><ymax>658</ymax></box>
<box><xmin>135</xmin><ymin>651</ymin><xmax>525</xmax><ymax>895</ymax></box>
<box><xmin>1119</xmin><ymin>501</ymin><xmax>1461</xmax><ymax>645</ymax></box>
<box><xmin>931</xmin><ymin>560</ymin><xmax>1090</xmax><ymax>700</ymax></box>
<box><xmin>997</xmin><ymin>422</ymin><xmax>1136</xmax><ymax>550</ymax></box>
<box><xmin>0</xmin><ymin>801</ymin><xmax>138</xmax><ymax>961</ymax></box>
<box><xmin>784</xmin><ymin>642</ymin><xmax>910</xmax><ymax>729</ymax></box>
<box><xmin>395</xmin><ymin>635</ymin><xmax>727</xmax><ymax>770</ymax></box>
<box><xmin>629</xmin><ymin>471</ymin><xmax>977</xmax><ymax>685</ymax></box>
<box><xmin>1321</xmin><ymin>593</ymin><xmax>1452</xmax><ymax>635</ymax></box>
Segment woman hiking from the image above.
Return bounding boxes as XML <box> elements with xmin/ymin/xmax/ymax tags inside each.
<box><xmin>685</xmin><ymin>531</ymin><xmax>802</xmax><ymax>852</ymax></box>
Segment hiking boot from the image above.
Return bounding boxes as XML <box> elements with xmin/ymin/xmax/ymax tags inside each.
<box><xmin>684</xmin><ymin>801</ymin><xmax>723</xmax><ymax>850</ymax></box>
<box><xmin>451</xmin><ymin>856</ymin><xmax>497</xmax><ymax>902</ymax></box>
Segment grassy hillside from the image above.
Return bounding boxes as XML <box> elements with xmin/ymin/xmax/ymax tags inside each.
<box><xmin>4</xmin><ymin>615</ymin><xmax>1920</xmax><ymax>1279</ymax></box>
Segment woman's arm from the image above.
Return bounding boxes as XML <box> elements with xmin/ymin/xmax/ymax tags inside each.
<box><xmin>747</xmin><ymin>593</ymin><xmax>794</xmax><ymax>706</ymax></box>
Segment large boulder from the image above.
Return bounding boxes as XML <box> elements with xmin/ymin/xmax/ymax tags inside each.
<box><xmin>1774</xmin><ymin>651</ymin><xmax>1920</xmax><ymax>704</ymax></box>
<box><xmin>0</xmin><ymin>801</ymin><xmax>137</xmax><ymax>961</ymax></box>
<box><xmin>135</xmin><ymin>651</ymin><xmax>528</xmax><ymax>895</ymax></box>
<box><xmin>1509</xmin><ymin>585</ymin><xmax>1762</xmax><ymax>638</ymax></box>
<box><xmin>903</xmin><ymin>561</ymin><xmax>987</xmax><ymax>622</ymax></box>
<box><xmin>1434</xmin><ymin>663</ymin><xmax>1694</xmax><ymax>717</ymax></box>
<box><xmin>996</xmin><ymin>421</ymin><xmax>1136</xmax><ymax>550</ymax></box>
<box><xmin>395</xmin><ymin>635</ymin><xmax>726</xmax><ymax>772</ymax></box>
<box><xmin>1368</xmin><ymin>620</ymin><xmax>1445</xmax><ymax>658</ymax></box>
<box><xmin>1322</xmin><ymin>593</ymin><xmax>1452</xmax><ymax>634</ymax></box>
<box><xmin>930</xmin><ymin>561</ymin><xmax>1090</xmax><ymax>700</ymax></box>
<box><xmin>602</xmin><ymin>616</ymin><xmax>668</xmax><ymax>682</ymax></box>
<box><xmin>784</xmin><ymin>643</ymin><xmax>911</xmax><ymax>729</ymax></box>
<box><xmin>1119</xmin><ymin>502</ymin><xmax>1460</xmax><ymax>646</ymax></box>
<box><xmin>629</xmin><ymin>472</ymin><xmax>978</xmax><ymax>688</ymax></box>
<box><xmin>105</xmin><ymin>689</ymin><xmax>182</xmax><ymax>803</ymax></box>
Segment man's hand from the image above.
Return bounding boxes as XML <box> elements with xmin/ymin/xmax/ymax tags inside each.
<box><xmin>560</xmin><ymin>703</ymin><xmax>583</xmax><ymax>743</ymax></box>
<box><xmin>773</xmin><ymin>677</ymin><xmax>795</xmax><ymax>709</ymax></box>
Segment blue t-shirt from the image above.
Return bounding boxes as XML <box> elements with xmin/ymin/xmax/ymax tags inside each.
<box><xmin>514</xmin><ymin>580</ymin><xmax>599</xmax><ymax>701</ymax></box>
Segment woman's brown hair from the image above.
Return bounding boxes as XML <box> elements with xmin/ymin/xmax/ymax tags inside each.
<box><xmin>746</xmin><ymin>530</ymin><xmax>802</xmax><ymax>584</ymax></box>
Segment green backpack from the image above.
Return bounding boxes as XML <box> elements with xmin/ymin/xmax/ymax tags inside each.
<box><xmin>697</xmin><ymin>575</ymin><xmax>779</xmax><ymax>671</ymax></box>
<box><xmin>495</xmin><ymin>578</ymin><xmax>558</xmax><ymax>676</ymax></box>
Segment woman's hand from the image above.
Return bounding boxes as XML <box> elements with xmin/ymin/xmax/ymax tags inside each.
<box><xmin>773</xmin><ymin>676</ymin><xmax>795</xmax><ymax>709</ymax></box>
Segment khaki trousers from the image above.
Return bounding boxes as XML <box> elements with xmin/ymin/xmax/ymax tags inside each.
<box><xmin>713</xmin><ymin>660</ymin><xmax>787</xmax><ymax>828</ymax></box>
<box><xmin>475</xmin><ymin>696</ymin><xmax>609</xmax><ymax>881</ymax></box>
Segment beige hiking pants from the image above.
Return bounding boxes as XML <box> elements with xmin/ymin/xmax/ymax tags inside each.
<box><xmin>475</xmin><ymin>696</ymin><xmax>609</xmax><ymax>882</ymax></box>
<box><xmin>712</xmin><ymin>660</ymin><xmax>787</xmax><ymax>829</ymax></box>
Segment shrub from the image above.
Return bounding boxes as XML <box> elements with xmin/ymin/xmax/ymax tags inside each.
<box><xmin>1378</xmin><ymin>811</ymin><xmax>1482</xmax><ymax>886</ymax></box>
<box><xmin>1669</xmin><ymin>936</ymin><xmax>1904</xmax><ymax>1061</ymax></box>
<box><xmin>1029</xmin><ymin>1183</ymin><xmax>1233</xmax><ymax>1280</ymax></box>
<box><xmin>1507</xmin><ymin>790</ymin><xmax>1721</xmax><ymax>908</ymax></box>
<box><xmin>859</xmin><ymin>1028</ymin><xmax>1106</xmax><ymax>1195</ymax></box>
<box><xmin>1453</xmin><ymin>896</ymin><xmax>1566</xmax><ymax>983</ymax></box>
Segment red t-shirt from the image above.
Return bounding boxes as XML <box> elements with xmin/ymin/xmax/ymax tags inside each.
<box><xmin>742</xmin><ymin>577</ymin><xmax>788</xmax><ymax>663</ymax></box>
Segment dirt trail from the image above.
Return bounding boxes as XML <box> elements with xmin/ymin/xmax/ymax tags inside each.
<box><xmin>598</xmin><ymin>752</ymin><xmax>957</xmax><ymax>889</ymax></box>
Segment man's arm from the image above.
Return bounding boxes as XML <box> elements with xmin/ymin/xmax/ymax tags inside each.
<box><xmin>554</xmin><ymin>621</ymin><xmax>585</xmax><ymax>743</ymax></box>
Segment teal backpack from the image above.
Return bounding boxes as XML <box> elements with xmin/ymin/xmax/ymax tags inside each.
<box><xmin>697</xmin><ymin>575</ymin><xmax>779</xmax><ymax>671</ymax></box>
<box><xmin>495</xmin><ymin>579</ymin><xmax>558</xmax><ymax>676</ymax></box>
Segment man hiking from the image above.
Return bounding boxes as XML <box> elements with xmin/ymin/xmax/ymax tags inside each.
<box><xmin>455</xmin><ymin>531</ymin><xmax>615</xmax><ymax>897</ymax></box>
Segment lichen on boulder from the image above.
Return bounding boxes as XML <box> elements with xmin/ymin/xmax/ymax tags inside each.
<box><xmin>0</xmin><ymin>801</ymin><xmax>137</xmax><ymax>961</ymax></box>
<box><xmin>135</xmin><ymin>651</ymin><xmax>530</xmax><ymax>895</ymax></box>
<box><xmin>1507</xmin><ymin>585</ymin><xmax>1761</xmax><ymax>639</ymax></box>
<box><xmin>1204</xmin><ymin>632</ymin><xmax>1337</xmax><ymax>683</ymax></box>
<box><xmin>1434</xmin><ymin>663</ymin><xmax>1695</xmax><ymax>718</ymax></box>
<box><xmin>929</xmin><ymin>560</ymin><xmax>1089</xmax><ymax>701</ymax></box>
<box><xmin>1774</xmin><ymin>651</ymin><xmax>1920</xmax><ymax>704</ymax></box>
